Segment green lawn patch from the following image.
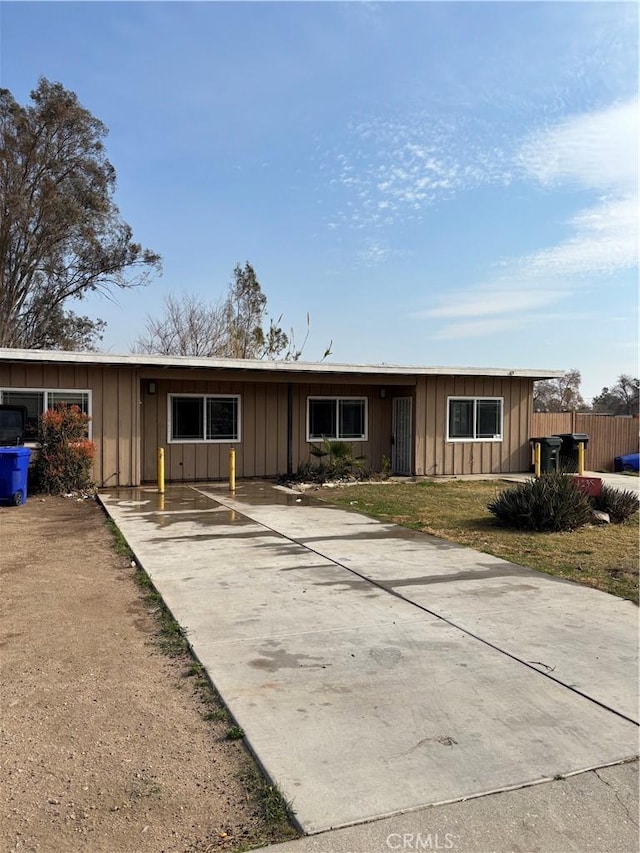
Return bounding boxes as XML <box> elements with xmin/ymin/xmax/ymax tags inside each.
<box><xmin>318</xmin><ymin>480</ymin><xmax>639</xmax><ymax>604</ymax></box>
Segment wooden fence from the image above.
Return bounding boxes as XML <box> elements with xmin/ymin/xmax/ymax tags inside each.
<box><xmin>530</xmin><ymin>413</ymin><xmax>639</xmax><ymax>472</ymax></box>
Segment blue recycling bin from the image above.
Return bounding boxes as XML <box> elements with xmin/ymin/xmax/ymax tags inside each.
<box><xmin>0</xmin><ymin>446</ymin><xmax>32</xmax><ymax>505</ymax></box>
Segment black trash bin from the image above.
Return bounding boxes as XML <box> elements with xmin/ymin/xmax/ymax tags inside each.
<box><xmin>529</xmin><ymin>436</ymin><xmax>563</xmax><ymax>473</ymax></box>
<box><xmin>0</xmin><ymin>404</ymin><xmax>27</xmax><ymax>446</ymax></box>
<box><xmin>553</xmin><ymin>433</ymin><xmax>589</xmax><ymax>472</ymax></box>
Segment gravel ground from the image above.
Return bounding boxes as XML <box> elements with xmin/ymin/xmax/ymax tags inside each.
<box><xmin>0</xmin><ymin>495</ymin><xmax>296</xmax><ymax>853</ymax></box>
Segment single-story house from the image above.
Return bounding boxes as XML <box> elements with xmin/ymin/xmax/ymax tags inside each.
<box><xmin>0</xmin><ymin>348</ymin><xmax>563</xmax><ymax>487</ymax></box>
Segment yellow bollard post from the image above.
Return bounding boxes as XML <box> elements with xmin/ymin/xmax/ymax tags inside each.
<box><xmin>229</xmin><ymin>447</ymin><xmax>236</xmax><ymax>492</ymax></box>
<box><xmin>534</xmin><ymin>442</ymin><xmax>541</xmax><ymax>478</ymax></box>
<box><xmin>577</xmin><ymin>441</ymin><xmax>585</xmax><ymax>476</ymax></box>
<box><xmin>157</xmin><ymin>447</ymin><xmax>165</xmax><ymax>494</ymax></box>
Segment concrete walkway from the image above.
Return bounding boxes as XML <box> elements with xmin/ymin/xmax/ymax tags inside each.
<box><xmin>200</xmin><ymin>482</ymin><xmax>638</xmax><ymax>722</ymax></box>
<box><xmin>99</xmin><ymin>482</ymin><xmax>638</xmax><ymax>840</ymax></box>
<box><xmin>265</xmin><ymin>761</ymin><xmax>639</xmax><ymax>853</ymax></box>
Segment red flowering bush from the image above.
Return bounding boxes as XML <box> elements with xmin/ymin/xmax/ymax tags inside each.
<box><xmin>34</xmin><ymin>405</ymin><xmax>96</xmax><ymax>494</ymax></box>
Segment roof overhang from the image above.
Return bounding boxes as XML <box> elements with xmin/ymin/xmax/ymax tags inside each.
<box><xmin>0</xmin><ymin>348</ymin><xmax>565</xmax><ymax>381</ymax></box>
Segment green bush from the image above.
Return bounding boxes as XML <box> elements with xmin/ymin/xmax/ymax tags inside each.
<box><xmin>34</xmin><ymin>404</ymin><xmax>95</xmax><ymax>494</ymax></box>
<box><xmin>277</xmin><ymin>439</ymin><xmax>369</xmax><ymax>486</ymax></box>
<box><xmin>307</xmin><ymin>437</ymin><xmax>366</xmax><ymax>483</ymax></box>
<box><xmin>593</xmin><ymin>485</ymin><xmax>639</xmax><ymax>524</ymax></box>
<box><xmin>488</xmin><ymin>472</ymin><xmax>593</xmax><ymax>532</ymax></box>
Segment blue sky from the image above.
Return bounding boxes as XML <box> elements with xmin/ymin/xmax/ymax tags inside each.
<box><xmin>1</xmin><ymin>1</ymin><xmax>637</xmax><ymax>400</ymax></box>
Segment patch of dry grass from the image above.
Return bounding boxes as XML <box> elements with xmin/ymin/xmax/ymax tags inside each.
<box><xmin>319</xmin><ymin>480</ymin><xmax>639</xmax><ymax>603</ymax></box>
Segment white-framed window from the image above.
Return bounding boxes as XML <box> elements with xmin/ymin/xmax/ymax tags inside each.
<box><xmin>447</xmin><ymin>397</ymin><xmax>503</xmax><ymax>442</ymax></box>
<box><xmin>168</xmin><ymin>394</ymin><xmax>241</xmax><ymax>443</ymax></box>
<box><xmin>307</xmin><ymin>397</ymin><xmax>368</xmax><ymax>441</ymax></box>
<box><xmin>0</xmin><ymin>388</ymin><xmax>91</xmax><ymax>442</ymax></box>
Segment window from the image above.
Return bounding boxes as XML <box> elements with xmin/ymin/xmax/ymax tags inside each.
<box><xmin>169</xmin><ymin>395</ymin><xmax>240</xmax><ymax>443</ymax></box>
<box><xmin>447</xmin><ymin>397</ymin><xmax>503</xmax><ymax>441</ymax></box>
<box><xmin>0</xmin><ymin>389</ymin><xmax>91</xmax><ymax>441</ymax></box>
<box><xmin>307</xmin><ymin>397</ymin><xmax>367</xmax><ymax>441</ymax></box>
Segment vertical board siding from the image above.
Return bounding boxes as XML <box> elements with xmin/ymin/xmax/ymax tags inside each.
<box><xmin>291</xmin><ymin>383</ymin><xmax>392</xmax><ymax>475</ymax></box>
<box><xmin>143</xmin><ymin>378</ymin><xmax>290</xmax><ymax>483</ymax></box>
<box><xmin>0</xmin><ymin>363</ymin><xmax>139</xmax><ymax>487</ymax></box>
<box><xmin>415</xmin><ymin>376</ymin><xmax>533</xmax><ymax>475</ymax></box>
<box><xmin>531</xmin><ymin>413</ymin><xmax>640</xmax><ymax>471</ymax></box>
<box><xmin>141</xmin><ymin>385</ymin><xmax>158</xmax><ymax>484</ymax></box>
<box><xmin>2</xmin><ymin>360</ymin><xmax>552</xmax><ymax>485</ymax></box>
<box><xmin>285</xmin><ymin>381</ymin><xmax>392</xmax><ymax>476</ymax></box>
<box><xmin>413</xmin><ymin>378</ymin><xmax>427</xmax><ymax>475</ymax></box>
<box><xmin>141</xmin><ymin>380</ymin><xmax>397</xmax><ymax>482</ymax></box>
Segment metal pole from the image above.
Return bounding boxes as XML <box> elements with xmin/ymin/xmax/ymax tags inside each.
<box><xmin>577</xmin><ymin>441</ymin><xmax>585</xmax><ymax>476</ymax></box>
<box><xmin>157</xmin><ymin>447</ymin><xmax>165</xmax><ymax>494</ymax></box>
<box><xmin>534</xmin><ymin>442</ymin><xmax>541</xmax><ymax>478</ymax></box>
<box><xmin>229</xmin><ymin>447</ymin><xmax>236</xmax><ymax>491</ymax></box>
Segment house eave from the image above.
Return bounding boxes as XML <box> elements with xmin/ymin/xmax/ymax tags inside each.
<box><xmin>0</xmin><ymin>348</ymin><xmax>565</xmax><ymax>381</ymax></box>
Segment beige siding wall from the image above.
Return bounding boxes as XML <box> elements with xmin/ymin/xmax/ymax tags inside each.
<box><xmin>0</xmin><ymin>362</ymin><xmax>140</xmax><ymax>487</ymax></box>
<box><xmin>291</xmin><ymin>382</ymin><xmax>393</xmax><ymax>474</ymax></box>
<box><xmin>1</xmin><ymin>359</ymin><xmax>538</xmax><ymax>486</ymax></box>
<box><xmin>414</xmin><ymin>376</ymin><xmax>533</xmax><ymax>476</ymax></box>
<box><xmin>142</xmin><ymin>377</ymin><xmax>288</xmax><ymax>482</ymax></box>
<box><xmin>141</xmin><ymin>376</ymin><xmax>398</xmax><ymax>482</ymax></box>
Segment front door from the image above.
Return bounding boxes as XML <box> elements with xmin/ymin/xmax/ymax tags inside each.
<box><xmin>392</xmin><ymin>397</ymin><xmax>412</xmax><ymax>475</ymax></box>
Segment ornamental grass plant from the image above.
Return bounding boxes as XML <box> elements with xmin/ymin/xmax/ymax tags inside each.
<box><xmin>487</xmin><ymin>471</ymin><xmax>594</xmax><ymax>532</ymax></box>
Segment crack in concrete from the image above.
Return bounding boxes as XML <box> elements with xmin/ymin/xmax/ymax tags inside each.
<box><xmin>593</xmin><ymin>767</ymin><xmax>639</xmax><ymax>826</ymax></box>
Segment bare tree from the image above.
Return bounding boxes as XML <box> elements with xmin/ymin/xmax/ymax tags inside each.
<box><xmin>533</xmin><ymin>369</ymin><xmax>586</xmax><ymax>412</ymax></box>
<box><xmin>134</xmin><ymin>262</ymin><xmax>326</xmax><ymax>361</ymax></box>
<box><xmin>134</xmin><ymin>293</ymin><xmax>228</xmax><ymax>357</ymax></box>
<box><xmin>0</xmin><ymin>78</ymin><xmax>160</xmax><ymax>350</ymax></box>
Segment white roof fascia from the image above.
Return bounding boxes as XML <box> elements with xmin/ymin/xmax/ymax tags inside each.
<box><xmin>0</xmin><ymin>348</ymin><xmax>565</xmax><ymax>380</ymax></box>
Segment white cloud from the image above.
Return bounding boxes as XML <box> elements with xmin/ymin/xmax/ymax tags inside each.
<box><xmin>329</xmin><ymin>116</ymin><xmax>512</xmax><ymax>231</ymax></box>
<box><xmin>516</xmin><ymin>98</ymin><xmax>637</xmax><ymax>192</ymax></box>
<box><xmin>428</xmin><ymin>98</ymin><xmax>638</xmax><ymax>339</ymax></box>
<box><xmin>418</xmin><ymin>288</ymin><xmax>565</xmax><ymax>320</ymax></box>
<box><xmin>430</xmin><ymin>317</ymin><xmax>518</xmax><ymax>341</ymax></box>
<box><xmin>354</xmin><ymin>239</ymin><xmax>394</xmax><ymax>268</ymax></box>
<box><xmin>517</xmin><ymin>195</ymin><xmax>638</xmax><ymax>280</ymax></box>
<box><xmin>512</xmin><ymin>98</ymin><xmax>638</xmax><ymax>281</ymax></box>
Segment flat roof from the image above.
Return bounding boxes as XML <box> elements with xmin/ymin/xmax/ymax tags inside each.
<box><xmin>0</xmin><ymin>348</ymin><xmax>564</xmax><ymax>380</ymax></box>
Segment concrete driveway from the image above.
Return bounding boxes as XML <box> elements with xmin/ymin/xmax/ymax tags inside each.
<box><xmin>99</xmin><ymin>482</ymin><xmax>638</xmax><ymax>835</ymax></box>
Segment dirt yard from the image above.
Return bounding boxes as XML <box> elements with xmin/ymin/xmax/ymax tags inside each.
<box><xmin>0</xmin><ymin>495</ymin><xmax>296</xmax><ymax>853</ymax></box>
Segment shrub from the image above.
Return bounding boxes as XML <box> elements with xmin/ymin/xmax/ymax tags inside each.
<box><xmin>34</xmin><ymin>404</ymin><xmax>95</xmax><ymax>494</ymax></box>
<box><xmin>488</xmin><ymin>472</ymin><xmax>593</xmax><ymax>532</ymax></box>
<box><xmin>308</xmin><ymin>437</ymin><xmax>366</xmax><ymax>481</ymax></box>
<box><xmin>593</xmin><ymin>485</ymin><xmax>639</xmax><ymax>524</ymax></box>
<box><xmin>277</xmin><ymin>439</ymin><xmax>368</xmax><ymax>486</ymax></box>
